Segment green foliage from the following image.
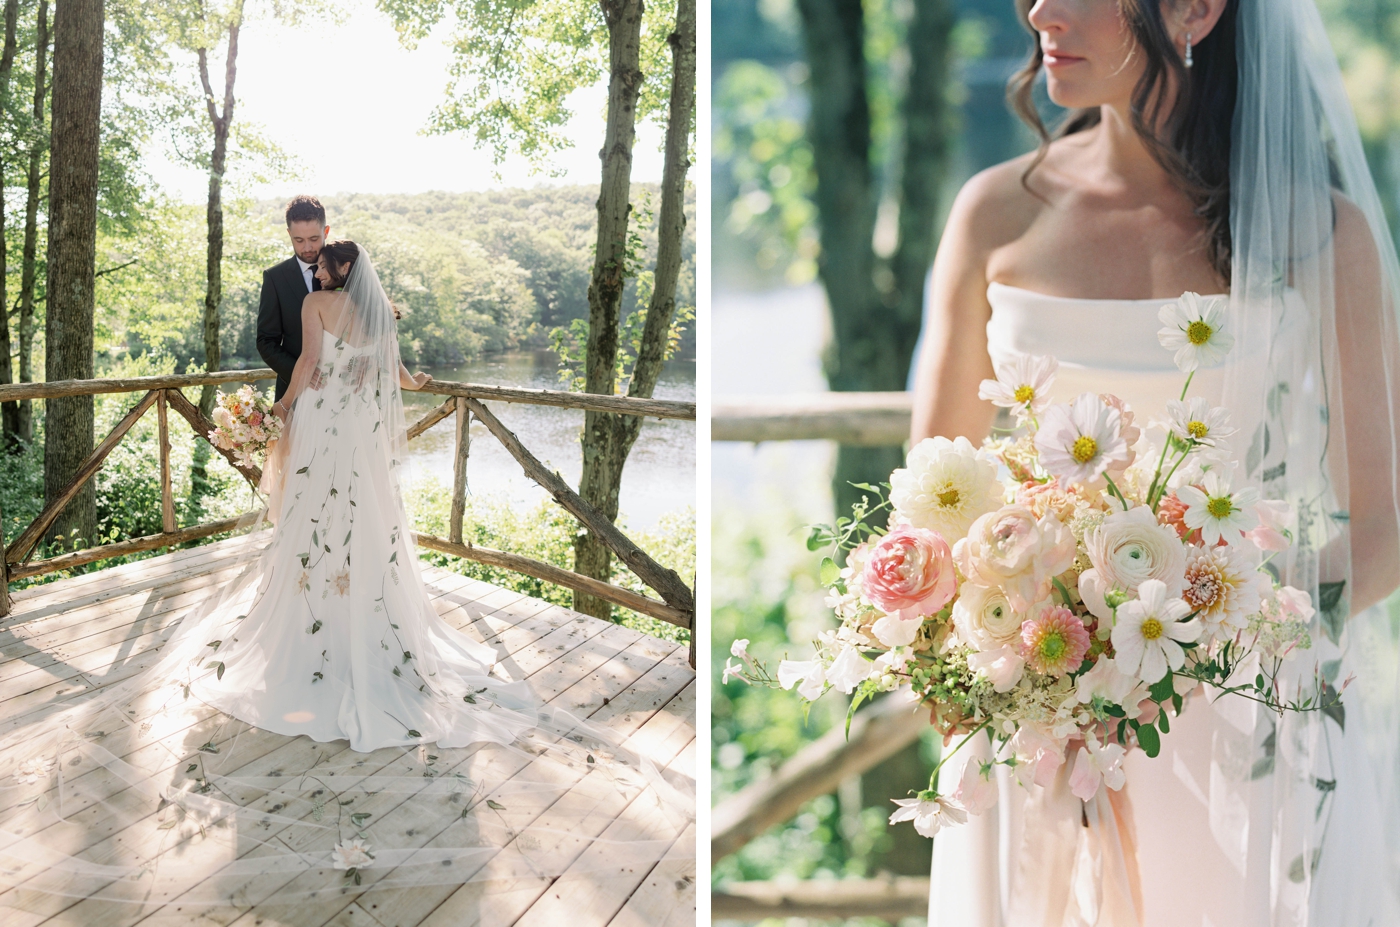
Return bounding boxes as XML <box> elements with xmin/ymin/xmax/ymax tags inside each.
<box><xmin>377</xmin><ymin>0</ymin><xmax>682</xmax><ymax>173</ymax></box>
<box><xmin>403</xmin><ymin>476</ymin><xmax>693</xmax><ymax>645</ymax></box>
<box><xmin>713</xmin><ymin>500</ymin><xmax>933</xmax><ymax>887</ymax></box>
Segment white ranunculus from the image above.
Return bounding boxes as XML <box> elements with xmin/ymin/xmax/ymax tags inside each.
<box><xmin>890</xmin><ymin>436</ymin><xmax>1001</xmax><ymax>543</ymax></box>
<box><xmin>952</xmin><ymin>582</ymin><xmax>1022</xmax><ymax>651</ymax></box>
<box><xmin>1084</xmin><ymin>505</ymin><xmax>1187</xmax><ymax>599</ymax></box>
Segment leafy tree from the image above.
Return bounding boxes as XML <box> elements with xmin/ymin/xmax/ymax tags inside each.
<box><xmin>380</xmin><ymin>0</ymin><xmax>696</xmax><ymax>619</ymax></box>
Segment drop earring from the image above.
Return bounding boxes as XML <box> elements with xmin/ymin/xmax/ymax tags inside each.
<box><xmin>1185</xmin><ymin>32</ymin><xmax>1193</xmax><ymax>69</ymax></box>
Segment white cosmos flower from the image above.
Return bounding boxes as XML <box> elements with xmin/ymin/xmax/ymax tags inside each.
<box><xmin>331</xmin><ymin>836</ymin><xmax>375</xmax><ymax>870</ymax></box>
<box><xmin>1112</xmin><ymin>579</ymin><xmax>1201</xmax><ymax>684</ymax></box>
<box><xmin>1157</xmin><ymin>291</ymin><xmax>1234</xmax><ymax>372</ymax></box>
<box><xmin>890</xmin><ymin>436</ymin><xmax>1001</xmax><ymax>543</ymax></box>
<box><xmin>889</xmin><ymin>791</ymin><xmax>968</xmax><ymax>837</ymax></box>
<box><xmin>778</xmin><ymin>659</ymin><xmax>827</xmax><ymax>701</ymax></box>
<box><xmin>1177</xmin><ymin>471</ymin><xmax>1261</xmax><ymax>547</ymax></box>
<box><xmin>1165</xmin><ymin>396</ymin><xmax>1237</xmax><ymax>449</ymax></box>
<box><xmin>1068</xmin><ymin>735</ymin><xmax>1127</xmax><ymax>801</ymax></box>
<box><xmin>1034</xmin><ymin>392</ymin><xmax>1131</xmax><ymax>484</ymax></box>
<box><xmin>978</xmin><ymin>354</ymin><xmax>1058</xmax><ymax>422</ymax></box>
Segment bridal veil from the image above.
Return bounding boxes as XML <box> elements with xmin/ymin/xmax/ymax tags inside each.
<box><xmin>0</xmin><ymin>245</ymin><xmax>693</xmax><ymax>913</ymax></box>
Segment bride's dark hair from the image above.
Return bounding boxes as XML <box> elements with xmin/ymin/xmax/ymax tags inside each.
<box><xmin>1010</xmin><ymin>0</ymin><xmax>1239</xmax><ymax>280</ymax></box>
<box><xmin>319</xmin><ymin>238</ymin><xmax>360</xmax><ymax>289</ymax></box>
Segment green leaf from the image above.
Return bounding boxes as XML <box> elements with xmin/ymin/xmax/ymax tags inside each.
<box><xmin>805</xmin><ymin>527</ymin><xmax>826</xmax><ymax>552</ymax></box>
<box><xmin>198</xmin><ymin>741</ymin><xmax>219</xmax><ymax>754</ymax></box>
<box><xmin>486</xmin><ymin>799</ymin><xmax>506</xmax><ymax>810</ymax></box>
<box><xmin>350</xmin><ymin>812</ymin><xmax>372</xmax><ymax>826</ymax></box>
<box><xmin>406</xmin><ymin>729</ymin><xmax>422</xmax><ymax>738</ymax></box>
<box><xmin>1136</xmin><ymin>723</ymin><xmax>1161</xmax><ymax>758</ymax></box>
<box><xmin>206</xmin><ymin>640</ymin><xmax>222</xmax><ymax>651</ymax></box>
<box><xmin>296</xmin><ymin>466</ymin><xmax>309</xmax><ymax>475</ymax></box>
<box><xmin>1148</xmin><ymin>673</ymin><xmax>1174</xmax><ymax>703</ymax></box>
<box><xmin>819</xmin><ymin>557</ymin><xmax>840</xmax><ymax>586</ymax></box>
<box><xmin>403</xmin><ymin>651</ymin><xmax>413</xmax><ymax>664</ymax></box>
<box><xmin>1157</xmin><ymin>710</ymin><xmax>1170</xmax><ymax>734</ymax></box>
<box><xmin>205</xmin><ymin>661</ymin><xmax>225</xmax><ymax>681</ymax></box>
<box><xmin>1317</xmin><ymin>581</ymin><xmax>1346</xmax><ymax>613</ymax></box>
<box><xmin>186</xmin><ymin>763</ymin><xmax>198</xmax><ymax>773</ymax></box>
<box><xmin>392</xmin><ymin>666</ymin><xmax>402</xmax><ymax>677</ymax></box>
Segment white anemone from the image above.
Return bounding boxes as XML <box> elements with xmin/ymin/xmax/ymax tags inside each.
<box><xmin>890</xmin><ymin>436</ymin><xmax>1001</xmax><ymax>542</ymax></box>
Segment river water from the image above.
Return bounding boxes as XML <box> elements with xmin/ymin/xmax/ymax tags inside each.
<box><xmin>399</xmin><ymin>350</ymin><xmax>695</xmax><ymax>530</ymax></box>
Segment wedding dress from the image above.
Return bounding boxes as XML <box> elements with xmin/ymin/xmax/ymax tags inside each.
<box><xmin>0</xmin><ymin>246</ymin><xmax>693</xmax><ymax>912</ymax></box>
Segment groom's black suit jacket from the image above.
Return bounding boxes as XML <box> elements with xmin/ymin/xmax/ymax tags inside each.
<box><xmin>256</xmin><ymin>256</ymin><xmax>315</xmax><ymax>400</ymax></box>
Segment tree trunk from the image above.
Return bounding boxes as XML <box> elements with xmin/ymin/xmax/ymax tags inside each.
<box><xmin>43</xmin><ymin>0</ymin><xmax>103</xmax><ymax>548</ymax></box>
<box><xmin>187</xmin><ymin>7</ymin><xmax>242</xmax><ymax>524</ymax></box>
<box><xmin>573</xmin><ymin>0</ymin><xmax>697</xmax><ymax>620</ymax></box>
<box><xmin>0</xmin><ymin>0</ymin><xmax>21</xmax><ymax>449</ymax></box>
<box><xmin>17</xmin><ymin>0</ymin><xmax>50</xmax><ymax>446</ymax></box>
<box><xmin>572</xmin><ymin>0</ymin><xmax>644</xmax><ymax>620</ymax></box>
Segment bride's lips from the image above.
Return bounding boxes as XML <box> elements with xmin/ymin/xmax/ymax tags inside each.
<box><xmin>1043</xmin><ymin>50</ymin><xmax>1085</xmax><ymax>68</ymax></box>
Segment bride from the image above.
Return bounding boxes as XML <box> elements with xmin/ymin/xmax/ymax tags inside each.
<box><xmin>911</xmin><ymin>0</ymin><xmax>1400</xmax><ymax>924</ymax></box>
<box><xmin>0</xmin><ymin>241</ymin><xmax>692</xmax><ymax>911</ymax></box>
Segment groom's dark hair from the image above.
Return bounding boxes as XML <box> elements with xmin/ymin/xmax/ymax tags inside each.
<box><xmin>285</xmin><ymin>195</ymin><xmax>326</xmax><ymax>227</ymax></box>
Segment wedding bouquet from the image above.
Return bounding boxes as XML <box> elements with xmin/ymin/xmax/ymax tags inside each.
<box><xmin>725</xmin><ymin>292</ymin><xmax>1342</xmax><ymax>838</ymax></box>
<box><xmin>208</xmin><ymin>384</ymin><xmax>281</xmax><ymax>469</ymax></box>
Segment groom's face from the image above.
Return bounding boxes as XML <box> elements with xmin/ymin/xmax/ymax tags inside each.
<box><xmin>287</xmin><ymin>220</ymin><xmax>329</xmax><ymax>265</ymax></box>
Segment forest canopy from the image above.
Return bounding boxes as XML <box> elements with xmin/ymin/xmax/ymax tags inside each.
<box><xmin>97</xmin><ymin>184</ymin><xmax>697</xmax><ymax>376</ymax></box>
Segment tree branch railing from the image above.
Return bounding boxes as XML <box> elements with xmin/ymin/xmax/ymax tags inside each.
<box><xmin>1</xmin><ymin>369</ymin><xmax>696</xmax><ymax>651</ymax></box>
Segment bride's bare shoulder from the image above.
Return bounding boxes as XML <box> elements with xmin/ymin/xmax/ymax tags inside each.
<box><xmin>944</xmin><ymin>147</ymin><xmax>1067</xmax><ymax>255</ymax></box>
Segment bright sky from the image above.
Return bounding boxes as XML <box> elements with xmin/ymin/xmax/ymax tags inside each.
<box><xmin>144</xmin><ymin>0</ymin><xmax>666</xmax><ymax>202</ymax></box>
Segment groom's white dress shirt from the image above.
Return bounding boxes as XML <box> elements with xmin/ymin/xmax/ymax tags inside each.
<box><xmin>297</xmin><ymin>257</ymin><xmax>316</xmax><ymax>293</ymax></box>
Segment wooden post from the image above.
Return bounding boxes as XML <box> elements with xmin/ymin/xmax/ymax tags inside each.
<box><xmin>449</xmin><ymin>398</ymin><xmax>470</xmax><ymax>544</ymax></box>
<box><xmin>157</xmin><ymin>389</ymin><xmax>175</xmax><ymax>534</ymax></box>
<box><xmin>0</xmin><ymin>493</ymin><xmax>10</xmax><ymax>618</ymax></box>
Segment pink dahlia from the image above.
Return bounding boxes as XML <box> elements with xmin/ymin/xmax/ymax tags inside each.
<box><xmin>1019</xmin><ymin>604</ymin><xmax>1091</xmax><ymax>677</ymax></box>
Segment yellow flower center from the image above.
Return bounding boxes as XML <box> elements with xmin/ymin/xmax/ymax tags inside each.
<box><xmin>1071</xmin><ymin>435</ymin><xmax>1098</xmax><ymax>464</ymax></box>
<box><xmin>1140</xmin><ymin>617</ymin><xmax>1164</xmax><ymax>641</ymax></box>
<box><xmin>1186</xmin><ymin>320</ymin><xmax>1214</xmax><ymax>345</ymax></box>
<box><xmin>1187</xmin><ymin>420</ymin><xmax>1209</xmax><ymax>439</ymax></box>
<box><xmin>1206</xmin><ymin>496</ymin><xmax>1234</xmax><ymax>519</ymax></box>
<box><xmin>1014</xmin><ymin>384</ymin><xmax>1036</xmax><ymax>403</ymax></box>
<box><xmin>1039</xmin><ymin>632</ymin><xmax>1066</xmax><ymax>660</ymax></box>
<box><xmin>937</xmin><ymin>487</ymin><xmax>961</xmax><ymax>508</ymax></box>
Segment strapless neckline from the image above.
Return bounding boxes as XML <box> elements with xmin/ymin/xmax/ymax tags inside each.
<box><xmin>986</xmin><ymin>281</ymin><xmax>1230</xmax><ymax>305</ymax></box>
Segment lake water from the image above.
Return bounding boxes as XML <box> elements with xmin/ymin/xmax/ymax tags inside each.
<box><xmin>400</xmin><ymin>350</ymin><xmax>695</xmax><ymax>531</ymax></box>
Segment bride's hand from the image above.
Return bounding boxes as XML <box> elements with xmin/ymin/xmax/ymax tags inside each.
<box><xmin>272</xmin><ymin>400</ymin><xmax>290</xmax><ymax>422</ymax></box>
<box><xmin>406</xmin><ymin>372</ymin><xmax>432</xmax><ymax>391</ymax></box>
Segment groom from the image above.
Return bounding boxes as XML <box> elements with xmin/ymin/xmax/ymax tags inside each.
<box><xmin>257</xmin><ymin>195</ymin><xmax>328</xmax><ymax>400</ymax></box>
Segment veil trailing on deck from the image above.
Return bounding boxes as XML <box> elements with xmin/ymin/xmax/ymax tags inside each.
<box><xmin>1190</xmin><ymin>0</ymin><xmax>1400</xmax><ymax>921</ymax></box>
<box><xmin>0</xmin><ymin>245</ymin><xmax>694</xmax><ymax>915</ymax></box>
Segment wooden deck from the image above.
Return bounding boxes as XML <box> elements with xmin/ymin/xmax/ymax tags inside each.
<box><xmin>0</xmin><ymin>534</ymin><xmax>696</xmax><ymax>927</ymax></box>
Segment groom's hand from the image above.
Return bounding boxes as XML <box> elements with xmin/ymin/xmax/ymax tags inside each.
<box><xmin>310</xmin><ymin>367</ymin><xmax>324</xmax><ymax>390</ymax></box>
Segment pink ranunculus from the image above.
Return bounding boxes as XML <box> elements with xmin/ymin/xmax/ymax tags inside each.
<box><xmin>955</xmin><ymin>505</ymin><xmax>1077</xmax><ymax>612</ymax></box>
<box><xmin>861</xmin><ymin>526</ymin><xmax>957</xmax><ymax>621</ymax></box>
<box><xmin>247</xmin><ymin>411</ymin><xmax>263</xmax><ymax>427</ymax></box>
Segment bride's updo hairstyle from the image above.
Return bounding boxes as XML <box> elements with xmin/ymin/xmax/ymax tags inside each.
<box><xmin>1010</xmin><ymin>0</ymin><xmax>1239</xmax><ymax>279</ymax></box>
<box><xmin>319</xmin><ymin>238</ymin><xmax>360</xmax><ymax>289</ymax></box>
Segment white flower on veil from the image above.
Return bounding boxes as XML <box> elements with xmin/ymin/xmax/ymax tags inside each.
<box><xmin>1157</xmin><ymin>292</ymin><xmax>1234</xmax><ymax>372</ymax></box>
<box><xmin>14</xmin><ymin>756</ymin><xmax>53</xmax><ymax>785</ymax></box>
<box><xmin>331</xmin><ymin>836</ymin><xmax>375</xmax><ymax>870</ymax></box>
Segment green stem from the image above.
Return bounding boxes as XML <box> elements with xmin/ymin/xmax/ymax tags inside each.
<box><xmin>1179</xmin><ymin>370</ymin><xmax>1195</xmax><ymax>402</ymax></box>
<box><xmin>1149</xmin><ymin>448</ymin><xmax>1192</xmax><ymax>510</ymax></box>
<box><xmin>926</xmin><ymin>718</ymin><xmax>993</xmax><ymax>791</ymax></box>
<box><xmin>1103</xmin><ymin>473</ymin><xmax>1130</xmax><ymax>511</ymax></box>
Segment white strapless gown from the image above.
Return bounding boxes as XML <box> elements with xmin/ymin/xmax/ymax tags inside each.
<box><xmin>190</xmin><ymin>330</ymin><xmax>534</xmax><ymax>751</ymax></box>
<box><xmin>927</xmin><ymin>284</ymin><xmax>1400</xmax><ymax>927</ymax></box>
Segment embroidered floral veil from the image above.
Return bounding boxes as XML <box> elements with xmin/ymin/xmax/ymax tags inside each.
<box><xmin>0</xmin><ymin>245</ymin><xmax>694</xmax><ymax>915</ymax></box>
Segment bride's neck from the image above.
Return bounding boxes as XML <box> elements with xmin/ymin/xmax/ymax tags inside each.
<box><xmin>1082</xmin><ymin>103</ymin><xmax>1175</xmax><ymax>195</ymax></box>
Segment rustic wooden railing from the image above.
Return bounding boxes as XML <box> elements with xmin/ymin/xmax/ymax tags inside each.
<box><xmin>0</xmin><ymin>369</ymin><xmax>696</xmax><ymax>657</ymax></box>
<box><xmin>711</xmin><ymin>392</ymin><xmax>929</xmax><ymax>919</ymax></box>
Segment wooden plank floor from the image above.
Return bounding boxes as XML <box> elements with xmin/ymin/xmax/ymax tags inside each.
<box><xmin>0</xmin><ymin>535</ymin><xmax>696</xmax><ymax>927</ymax></box>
